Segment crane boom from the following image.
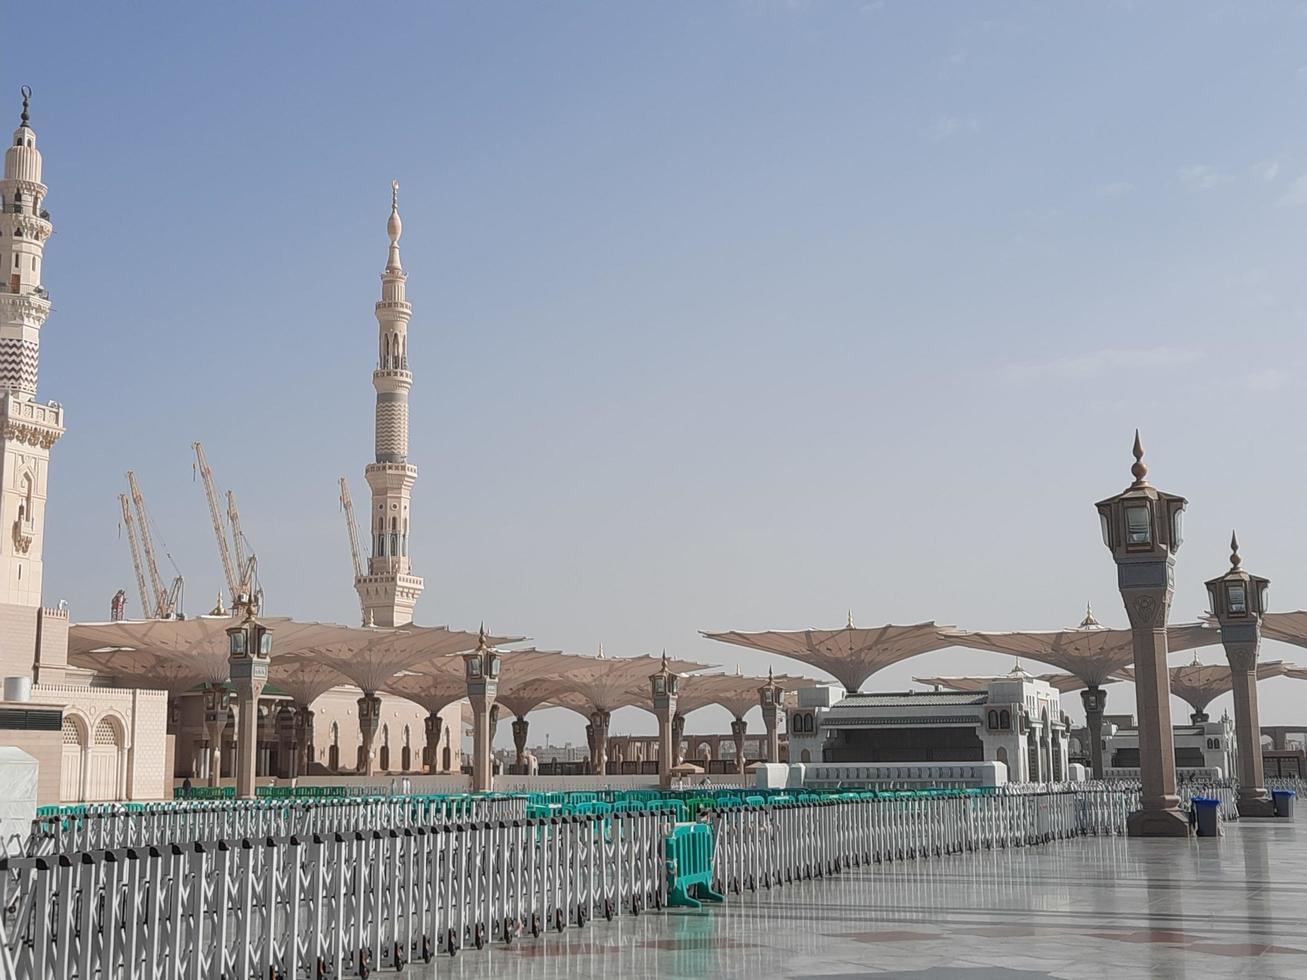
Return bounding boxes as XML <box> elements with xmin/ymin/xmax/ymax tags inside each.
<box><xmin>194</xmin><ymin>442</ymin><xmax>238</xmax><ymax>602</ymax></box>
<box><xmin>126</xmin><ymin>471</ymin><xmax>168</xmax><ymax>617</ymax></box>
<box><xmin>119</xmin><ymin>492</ymin><xmax>150</xmax><ymax>618</ymax></box>
<box><xmin>227</xmin><ymin>490</ymin><xmax>248</xmax><ymax>575</ymax></box>
<box><xmin>339</xmin><ymin>477</ymin><xmax>364</xmax><ymax>579</ymax></box>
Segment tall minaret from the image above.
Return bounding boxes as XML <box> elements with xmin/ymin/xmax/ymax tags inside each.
<box><xmin>0</xmin><ymin>86</ymin><xmax>64</xmax><ymax>610</ymax></box>
<box><xmin>355</xmin><ymin>181</ymin><xmax>423</xmax><ymax>627</ymax></box>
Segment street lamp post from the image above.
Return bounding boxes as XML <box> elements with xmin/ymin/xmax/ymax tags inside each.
<box><xmin>1095</xmin><ymin>432</ymin><xmax>1189</xmax><ymax>837</ymax></box>
<box><xmin>650</xmin><ymin>652</ymin><xmax>680</xmax><ymax>789</ymax></box>
<box><xmin>226</xmin><ymin>599</ymin><xmax>273</xmax><ymax>800</ymax></box>
<box><xmin>758</xmin><ymin>668</ymin><xmax>783</xmax><ymax>763</ymax></box>
<box><xmin>463</xmin><ymin>625</ymin><xmax>500</xmax><ymax>792</ymax></box>
<box><xmin>1205</xmin><ymin>532</ymin><xmax>1275</xmax><ymax>818</ymax></box>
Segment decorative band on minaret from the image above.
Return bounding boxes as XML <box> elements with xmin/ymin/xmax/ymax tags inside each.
<box><xmin>356</xmin><ymin>181</ymin><xmax>423</xmax><ymax>628</ymax></box>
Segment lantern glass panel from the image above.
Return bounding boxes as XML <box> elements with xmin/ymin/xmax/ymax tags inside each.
<box><xmin>1226</xmin><ymin>582</ymin><xmax>1247</xmax><ymax>616</ymax></box>
<box><xmin>1098</xmin><ymin>511</ymin><xmax>1111</xmax><ymax>548</ymax></box>
<box><xmin>229</xmin><ymin>631</ymin><xmax>246</xmax><ymax>656</ymax></box>
<box><xmin>467</xmin><ymin>659</ymin><xmax>482</xmax><ymax>679</ymax></box>
<box><xmin>1125</xmin><ymin>504</ymin><xmax>1151</xmax><ymax>545</ymax></box>
<box><xmin>259</xmin><ymin>632</ymin><xmax>273</xmax><ymax>656</ymax></box>
<box><xmin>1259</xmin><ymin>582</ymin><xmax>1269</xmax><ymax>613</ymax></box>
<box><xmin>1170</xmin><ymin>506</ymin><xmax>1184</xmax><ymax>549</ymax></box>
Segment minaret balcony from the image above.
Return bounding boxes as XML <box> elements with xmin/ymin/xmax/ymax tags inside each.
<box><xmin>0</xmin><ymin>393</ymin><xmax>64</xmax><ymax>446</ymax></box>
<box><xmin>0</xmin><ymin>212</ymin><xmax>51</xmax><ymax>242</ymax></box>
<box><xmin>372</xmin><ymin>368</ymin><xmax>413</xmax><ymax>392</ymax></box>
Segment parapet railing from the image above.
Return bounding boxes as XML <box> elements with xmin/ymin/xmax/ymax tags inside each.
<box><xmin>23</xmin><ymin>794</ymin><xmax>529</xmax><ymax>858</ymax></box>
<box><xmin>0</xmin><ymin>787</ymin><xmax>1134</xmax><ymax>980</ymax></box>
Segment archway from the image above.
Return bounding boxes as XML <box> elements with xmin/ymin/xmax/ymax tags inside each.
<box><xmin>60</xmin><ymin>715</ymin><xmax>87</xmax><ymax>802</ymax></box>
<box><xmin>86</xmin><ymin>716</ymin><xmax>125</xmax><ymax>801</ymax></box>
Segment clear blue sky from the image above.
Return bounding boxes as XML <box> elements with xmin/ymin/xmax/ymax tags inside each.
<box><xmin>14</xmin><ymin>1</ymin><xmax>1307</xmax><ymax>744</ymax></box>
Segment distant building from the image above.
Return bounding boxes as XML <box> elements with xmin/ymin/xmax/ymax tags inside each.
<box><xmin>1102</xmin><ymin>712</ymin><xmax>1237</xmax><ymax>779</ymax></box>
<box><xmin>790</xmin><ymin>666</ymin><xmax>1070</xmax><ymax>783</ymax></box>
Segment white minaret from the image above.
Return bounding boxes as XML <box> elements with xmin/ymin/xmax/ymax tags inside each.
<box><xmin>0</xmin><ymin>87</ymin><xmax>64</xmax><ymax>609</ymax></box>
<box><xmin>355</xmin><ymin>181</ymin><xmax>423</xmax><ymax>627</ymax></box>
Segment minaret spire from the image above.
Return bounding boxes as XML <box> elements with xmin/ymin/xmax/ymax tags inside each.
<box><xmin>355</xmin><ymin>180</ymin><xmax>423</xmax><ymax>627</ymax></box>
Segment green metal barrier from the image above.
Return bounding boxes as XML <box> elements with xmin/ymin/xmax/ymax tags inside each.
<box><xmin>665</xmin><ymin>822</ymin><xmax>723</xmax><ymax>909</ymax></box>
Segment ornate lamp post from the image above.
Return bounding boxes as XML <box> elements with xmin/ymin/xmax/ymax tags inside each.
<box><xmin>758</xmin><ymin>668</ymin><xmax>783</xmax><ymax>763</ymax></box>
<box><xmin>1205</xmin><ymin>532</ymin><xmax>1274</xmax><ymax>817</ymax></box>
<box><xmin>226</xmin><ymin>599</ymin><xmax>273</xmax><ymax>799</ymax></box>
<box><xmin>463</xmin><ymin>625</ymin><xmax>500</xmax><ymax>792</ymax></box>
<box><xmin>1095</xmin><ymin>432</ymin><xmax>1189</xmax><ymax>836</ymax></box>
<box><xmin>650</xmin><ymin>652</ymin><xmax>680</xmax><ymax>789</ymax></box>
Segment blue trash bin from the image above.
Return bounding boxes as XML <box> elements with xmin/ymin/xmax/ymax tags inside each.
<box><xmin>1191</xmin><ymin>797</ymin><xmax>1221</xmax><ymax>837</ymax></box>
<box><xmin>1273</xmin><ymin>789</ymin><xmax>1296</xmax><ymax>819</ymax></box>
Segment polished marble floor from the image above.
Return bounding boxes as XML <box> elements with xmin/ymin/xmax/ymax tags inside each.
<box><xmin>400</xmin><ymin>820</ymin><xmax>1307</xmax><ymax>979</ymax></box>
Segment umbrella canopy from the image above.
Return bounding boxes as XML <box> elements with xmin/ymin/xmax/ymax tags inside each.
<box><xmin>550</xmin><ymin>653</ymin><xmax>711</xmax><ymax>716</ymax></box>
<box><xmin>915</xmin><ymin>665</ymin><xmax>1120</xmax><ymax>696</ymax></box>
<box><xmin>942</xmin><ymin>605</ymin><xmax>1222</xmax><ymax>688</ymax></box>
<box><xmin>1117</xmin><ymin>657</ymin><xmax>1291</xmax><ymax>716</ymax></box>
<box><xmin>702</xmin><ymin>619</ymin><xmax>956</xmax><ymax>693</ymax></box>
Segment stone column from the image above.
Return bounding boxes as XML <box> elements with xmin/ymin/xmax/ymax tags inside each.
<box><xmin>585</xmin><ymin>723</ymin><xmax>596</xmax><ymax>771</ymax></box>
<box><xmin>671</xmin><ymin>712</ymin><xmax>686</xmax><ymax>766</ymax></box>
<box><xmin>1125</xmin><ymin>602</ymin><xmax>1186</xmax><ymax>835</ymax></box>
<box><xmin>1080</xmin><ymin>685</ymin><xmax>1108</xmax><ymax>779</ymax></box>
<box><xmin>589</xmin><ymin>711</ymin><xmax>611</xmax><ymax>777</ymax></box>
<box><xmin>276</xmin><ymin>704</ymin><xmax>298</xmax><ymax>779</ymax></box>
<box><xmin>202</xmin><ymin>689</ymin><xmax>230</xmax><ymax>789</ymax></box>
<box><xmin>297</xmin><ymin>706</ymin><xmax>315</xmax><ymax>774</ymax></box>
<box><xmin>760</xmin><ymin>703</ymin><xmax>780</xmax><ymax>762</ymax></box>
<box><xmin>357</xmin><ymin>693</ymin><xmax>382</xmax><ymax>776</ymax></box>
<box><xmin>233</xmin><ymin>689</ymin><xmax>266</xmax><ymax>800</ymax></box>
<box><xmin>512</xmin><ymin>717</ymin><xmax>529</xmax><ymax>769</ymax></box>
<box><xmin>1228</xmin><ymin>648</ymin><xmax>1274</xmax><ymax>816</ymax></box>
<box><xmin>423</xmin><ymin>712</ymin><xmax>443</xmax><ymax>773</ymax></box>
<box><xmin>468</xmin><ymin>693</ymin><xmax>494</xmax><ymax>791</ymax></box>
<box><xmin>730</xmin><ymin>718</ymin><xmax>747</xmax><ymax>775</ymax></box>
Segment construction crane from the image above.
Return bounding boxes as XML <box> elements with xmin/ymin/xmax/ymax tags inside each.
<box><xmin>126</xmin><ymin>471</ymin><xmax>167</xmax><ymax>616</ymax></box>
<box><xmin>118</xmin><ymin>491</ymin><xmax>150</xmax><ymax>617</ymax></box>
<box><xmin>193</xmin><ymin>442</ymin><xmax>239</xmax><ymax>605</ymax></box>
<box><xmin>125</xmin><ymin>471</ymin><xmax>183</xmax><ymax>618</ymax></box>
<box><xmin>225</xmin><ymin>488</ymin><xmax>259</xmax><ymax>599</ymax></box>
<box><xmin>339</xmin><ymin>476</ymin><xmax>366</xmax><ymax>624</ymax></box>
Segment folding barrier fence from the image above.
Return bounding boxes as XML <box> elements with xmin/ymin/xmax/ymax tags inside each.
<box><xmin>22</xmin><ymin>795</ymin><xmax>528</xmax><ymax>859</ymax></box>
<box><xmin>1</xmin><ymin>811</ymin><xmax>667</xmax><ymax>980</ymax></box>
<box><xmin>702</xmin><ymin>788</ymin><xmax>1134</xmax><ymax>895</ymax></box>
<box><xmin>1</xmin><ymin>787</ymin><xmax>1135</xmax><ymax>980</ymax></box>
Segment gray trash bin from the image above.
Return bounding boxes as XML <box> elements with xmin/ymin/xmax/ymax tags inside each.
<box><xmin>1192</xmin><ymin>797</ymin><xmax>1221</xmax><ymax>837</ymax></box>
<box><xmin>1273</xmin><ymin>789</ymin><xmax>1296</xmax><ymax>818</ymax></box>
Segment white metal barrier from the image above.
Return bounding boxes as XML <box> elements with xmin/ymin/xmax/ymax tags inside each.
<box><xmin>702</xmin><ymin>788</ymin><xmax>1133</xmax><ymax>894</ymax></box>
<box><xmin>1</xmin><ymin>788</ymin><xmax>1141</xmax><ymax>979</ymax></box>
<box><xmin>1</xmin><ymin>810</ymin><xmax>667</xmax><ymax>980</ymax></box>
<box><xmin>24</xmin><ymin>795</ymin><xmax>528</xmax><ymax>858</ymax></box>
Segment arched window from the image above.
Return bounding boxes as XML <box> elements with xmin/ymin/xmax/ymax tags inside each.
<box><xmin>389</xmin><ymin>516</ymin><xmax>399</xmax><ymax>557</ymax></box>
<box><xmin>988</xmin><ymin>710</ymin><xmax>999</xmax><ymax>729</ymax></box>
<box><xmin>1000</xmin><ymin>709</ymin><xmax>1010</xmax><ymax>730</ymax></box>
